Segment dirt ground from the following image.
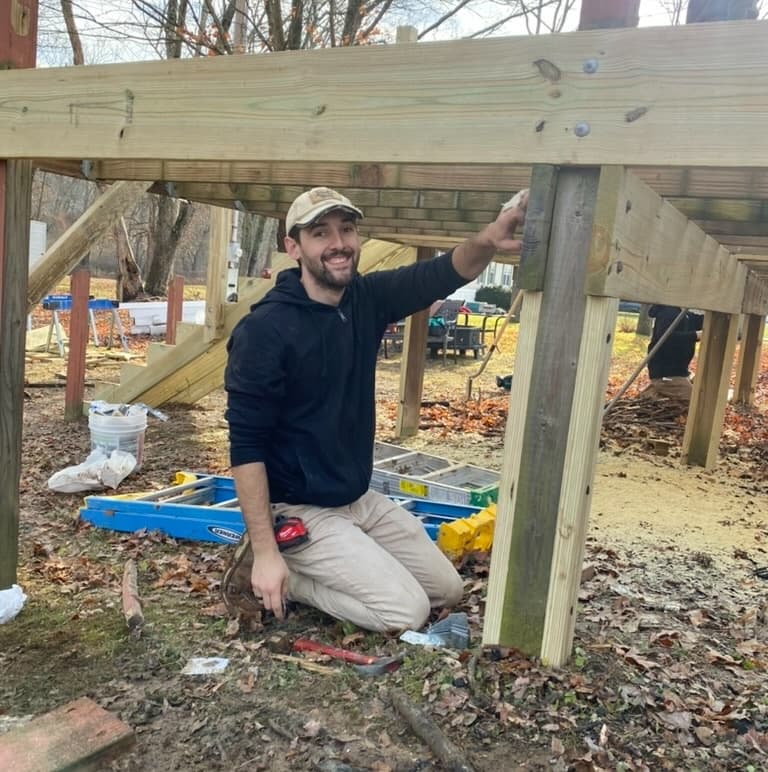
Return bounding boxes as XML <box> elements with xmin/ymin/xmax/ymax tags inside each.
<box><xmin>1</xmin><ymin>322</ymin><xmax>767</xmax><ymax>771</ymax></box>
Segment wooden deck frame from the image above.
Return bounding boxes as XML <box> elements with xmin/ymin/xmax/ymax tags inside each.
<box><xmin>2</xmin><ymin>8</ymin><xmax>767</xmax><ymax>664</ymax></box>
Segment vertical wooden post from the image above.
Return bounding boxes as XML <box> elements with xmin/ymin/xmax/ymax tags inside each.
<box><xmin>64</xmin><ymin>269</ymin><xmax>90</xmax><ymax>421</ymax></box>
<box><xmin>205</xmin><ymin>206</ymin><xmax>232</xmax><ymax>343</ymax></box>
<box><xmin>483</xmin><ymin>167</ymin><xmax>618</xmax><ymax>666</ymax></box>
<box><xmin>578</xmin><ymin>0</ymin><xmax>641</xmax><ymax>29</ymax></box>
<box><xmin>165</xmin><ymin>275</ymin><xmax>185</xmax><ymax>344</ymax></box>
<box><xmin>0</xmin><ymin>0</ymin><xmax>38</xmax><ymax>590</ymax></box>
<box><xmin>395</xmin><ymin>247</ymin><xmax>432</xmax><ymax>438</ymax></box>
<box><xmin>733</xmin><ymin>313</ymin><xmax>765</xmax><ymax>406</ymax></box>
<box><xmin>682</xmin><ymin>311</ymin><xmax>740</xmax><ymax>468</ymax></box>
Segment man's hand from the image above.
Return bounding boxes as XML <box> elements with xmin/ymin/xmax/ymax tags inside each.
<box><xmin>452</xmin><ymin>189</ymin><xmax>528</xmax><ymax>280</ymax></box>
<box><xmin>251</xmin><ymin>546</ymin><xmax>290</xmax><ymax>619</ymax></box>
<box><xmin>486</xmin><ymin>189</ymin><xmax>529</xmax><ymax>254</ymax></box>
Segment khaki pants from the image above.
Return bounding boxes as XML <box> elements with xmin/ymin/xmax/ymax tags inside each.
<box><xmin>639</xmin><ymin>376</ymin><xmax>692</xmax><ymax>401</ymax></box>
<box><xmin>273</xmin><ymin>490</ymin><xmax>463</xmax><ymax>632</ymax></box>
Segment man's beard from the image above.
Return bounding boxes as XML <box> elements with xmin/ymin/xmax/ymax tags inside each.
<box><xmin>301</xmin><ymin>248</ymin><xmax>359</xmax><ymax>290</ymax></box>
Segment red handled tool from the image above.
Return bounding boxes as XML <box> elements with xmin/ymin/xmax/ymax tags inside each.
<box><xmin>291</xmin><ymin>638</ymin><xmax>402</xmax><ymax>675</ymax></box>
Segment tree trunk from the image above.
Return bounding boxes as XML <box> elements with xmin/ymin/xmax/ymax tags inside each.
<box><xmin>60</xmin><ymin>0</ymin><xmax>85</xmax><ymax>65</ymax></box>
<box><xmin>115</xmin><ymin>218</ymin><xmax>145</xmax><ymax>301</ymax></box>
<box><xmin>241</xmin><ymin>213</ymin><xmax>278</xmax><ymax>275</ymax></box>
<box><xmin>144</xmin><ymin>197</ymin><xmax>192</xmax><ymax>296</ymax></box>
<box><xmin>635</xmin><ymin>303</ymin><xmax>652</xmax><ymax>337</ymax></box>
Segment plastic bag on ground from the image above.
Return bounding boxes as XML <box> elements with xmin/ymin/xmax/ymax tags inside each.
<box><xmin>0</xmin><ymin>584</ymin><xmax>27</xmax><ymax>624</ymax></box>
<box><xmin>47</xmin><ymin>449</ymin><xmax>137</xmax><ymax>493</ymax></box>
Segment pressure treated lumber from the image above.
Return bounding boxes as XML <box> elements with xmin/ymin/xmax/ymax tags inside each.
<box><xmin>733</xmin><ymin>314</ymin><xmax>765</xmax><ymax>406</ymax></box>
<box><xmin>5</xmin><ymin>21</ymin><xmax>768</xmax><ymax>167</ymax></box>
<box><xmin>0</xmin><ymin>697</ymin><xmax>135</xmax><ymax>772</ymax></box>
<box><xmin>27</xmin><ymin>180</ymin><xmax>152</xmax><ymax>311</ymax></box>
<box><xmin>35</xmin><ymin>159</ymin><xmax>768</xmax><ymax>201</ymax></box>
<box><xmin>165</xmin><ymin>275</ymin><xmax>184</xmax><ymax>344</ymax></box>
<box><xmin>395</xmin><ymin>246</ymin><xmax>430</xmax><ymax>438</ymax></box>
<box><xmin>541</xmin><ymin>296</ymin><xmax>618</xmax><ymax>665</ymax></box>
<box><xmin>587</xmin><ymin>167</ymin><xmax>748</xmax><ymax>313</ymax></box>
<box><xmin>682</xmin><ymin>311</ymin><xmax>740</xmax><ymax>468</ymax></box>
<box><xmin>205</xmin><ymin>206</ymin><xmax>233</xmax><ymax>343</ymax></box>
<box><xmin>483</xmin><ymin>168</ymin><xmax>606</xmax><ymax>663</ymax></box>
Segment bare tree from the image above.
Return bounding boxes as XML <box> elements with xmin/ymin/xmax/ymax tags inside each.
<box><xmin>517</xmin><ymin>0</ymin><xmax>577</xmax><ymax>35</ymax></box>
<box><xmin>60</xmin><ymin>0</ymin><xmax>85</xmax><ymax>64</ymax></box>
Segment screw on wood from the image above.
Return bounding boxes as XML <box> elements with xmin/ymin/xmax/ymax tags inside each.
<box><xmin>582</xmin><ymin>59</ymin><xmax>599</xmax><ymax>74</ymax></box>
<box><xmin>574</xmin><ymin>121</ymin><xmax>591</xmax><ymax>137</ymax></box>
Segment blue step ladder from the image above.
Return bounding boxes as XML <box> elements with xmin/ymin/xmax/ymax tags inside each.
<box><xmin>79</xmin><ymin>472</ymin><xmax>479</xmax><ymax>545</ymax></box>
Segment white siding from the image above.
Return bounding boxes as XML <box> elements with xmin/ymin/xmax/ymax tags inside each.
<box><xmin>28</xmin><ymin>220</ymin><xmax>47</xmax><ymax>271</ymax></box>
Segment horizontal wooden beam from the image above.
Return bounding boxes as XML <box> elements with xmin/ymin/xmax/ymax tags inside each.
<box><xmin>587</xmin><ymin>167</ymin><xmax>754</xmax><ymax>313</ymax></box>
<box><xmin>36</xmin><ymin>159</ymin><xmax>768</xmax><ymax>201</ymax></box>
<box><xmin>6</xmin><ymin>20</ymin><xmax>768</xmax><ymax>167</ymax></box>
<box><xmin>672</xmin><ymin>197</ymin><xmax>768</xmax><ymax>223</ymax></box>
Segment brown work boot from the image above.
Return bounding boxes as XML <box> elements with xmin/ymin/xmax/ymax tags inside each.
<box><xmin>221</xmin><ymin>531</ymin><xmax>261</xmax><ymax>618</ymax></box>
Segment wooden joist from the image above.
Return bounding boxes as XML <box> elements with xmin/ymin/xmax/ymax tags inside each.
<box><xmin>33</xmin><ymin>159</ymin><xmax>768</xmax><ymax>201</ymax></box>
<box><xmin>586</xmin><ymin>167</ymin><xmax>749</xmax><ymax>313</ymax></box>
<box><xmin>5</xmin><ymin>21</ymin><xmax>768</xmax><ymax>167</ymax></box>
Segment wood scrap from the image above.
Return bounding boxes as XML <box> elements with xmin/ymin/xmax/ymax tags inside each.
<box><xmin>0</xmin><ymin>697</ymin><xmax>134</xmax><ymax>772</ymax></box>
<box><xmin>121</xmin><ymin>559</ymin><xmax>144</xmax><ymax>638</ymax></box>
<box><xmin>387</xmin><ymin>688</ymin><xmax>476</xmax><ymax>772</ymax></box>
<box><xmin>465</xmin><ymin>651</ymin><xmax>492</xmax><ymax>711</ymax></box>
<box><xmin>270</xmin><ymin>653</ymin><xmax>337</xmax><ymax>675</ymax></box>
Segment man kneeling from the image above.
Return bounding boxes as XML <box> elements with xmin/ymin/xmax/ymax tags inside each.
<box><xmin>222</xmin><ymin>186</ymin><xmax>527</xmax><ymax>631</ymax></box>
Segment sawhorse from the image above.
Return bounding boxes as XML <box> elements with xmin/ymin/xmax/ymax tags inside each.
<box><xmin>42</xmin><ymin>294</ymin><xmax>129</xmax><ymax>355</ymax></box>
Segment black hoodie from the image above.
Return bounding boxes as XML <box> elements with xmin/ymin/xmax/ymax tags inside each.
<box><xmin>225</xmin><ymin>251</ymin><xmax>466</xmax><ymax>507</ymax></box>
<box><xmin>647</xmin><ymin>305</ymin><xmax>704</xmax><ymax>379</ymax></box>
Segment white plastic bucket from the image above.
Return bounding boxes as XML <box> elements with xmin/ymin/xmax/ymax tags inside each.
<box><xmin>88</xmin><ymin>408</ymin><xmax>148</xmax><ymax>469</ymax></box>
